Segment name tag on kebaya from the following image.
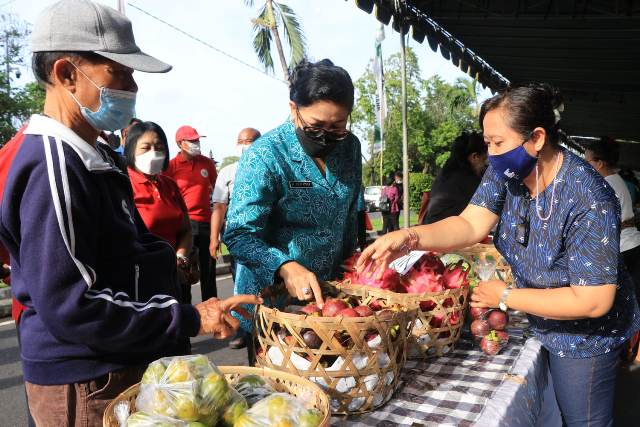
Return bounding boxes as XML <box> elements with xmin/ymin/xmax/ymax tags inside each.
<box><xmin>289</xmin><ymin>181</ymin><xmax>313</xmax><ymax>189</ymax></box>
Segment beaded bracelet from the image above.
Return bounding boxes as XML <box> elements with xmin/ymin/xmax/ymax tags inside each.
<box><xmin>401</xmin><ymin>227</ymin><xmax>419</xmax><ymax>253</ymax></box>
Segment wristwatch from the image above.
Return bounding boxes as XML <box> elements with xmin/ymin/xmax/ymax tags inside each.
<box><xmin>499</xmin><ymin>286</ymin><xmax>512</xmax><ymax>312</ymax></box>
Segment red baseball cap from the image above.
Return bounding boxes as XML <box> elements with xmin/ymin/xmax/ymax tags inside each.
<box><xmin>175</xmin><ymin>125</ymin><xmax>206</xmax><ymax>142</ymax></box>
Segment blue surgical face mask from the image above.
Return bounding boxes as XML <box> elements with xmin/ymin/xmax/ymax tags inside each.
<box><xmin>488</xmin><ymin>143</ymin><xmax>537</xmax><ymax>181</ymax></box>
<box><xmin>66</xmin><ymin>62</ymin><xmax>137</xmax><ymax>132</ymax></box>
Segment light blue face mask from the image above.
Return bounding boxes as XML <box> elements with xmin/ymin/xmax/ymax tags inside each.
<box><xmin>66</xmin><ymin>62</ymin><xmax>137</xmax><ymax>131</ymax></box>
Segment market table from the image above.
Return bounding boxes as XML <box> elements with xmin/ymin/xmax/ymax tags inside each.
<box><xmin>332</xmin><ymin>314</ymin><xmax>548</xmax><ymax>427</ymax></box>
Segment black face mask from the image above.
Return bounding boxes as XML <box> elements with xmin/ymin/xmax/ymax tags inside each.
<box><xmin>295</xmin><ymin>126</ymin><xmax>340</xmax><ymax>158</ymax></box>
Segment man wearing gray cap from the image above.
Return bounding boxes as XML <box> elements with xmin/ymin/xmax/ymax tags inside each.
<box><xmin>0</xmin><ymin>1</ymin><xmax>260</xmax><ymax>425</ymax></box>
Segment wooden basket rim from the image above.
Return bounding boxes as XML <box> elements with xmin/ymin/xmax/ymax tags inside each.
<box><xmin>102</xmin><ymin>365</ymin><xmax>331</xmax><ymax>427</ymax></box>
<box><xmin>338</xmin><ymin>280</ymin><xmax>468</xmax><ymax>298</ymax></box>
<box><xmin>258</xmin><ymin>304</ymin><xmax>416</xmax><ymax>322</ymax></box>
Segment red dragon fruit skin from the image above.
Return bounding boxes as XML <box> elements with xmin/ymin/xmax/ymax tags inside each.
<box><xmin>403</xmin><ymin>269</ymin><xmax>444</xmax><ymax>294</ymax></box>
<box><xmin>442</xmin><ymin>260</ymin><xmax>470</xmax><ymax>289</ymax></box>
<box><xmin>429</xmin><ymin>312</ymin><xmax>446</xmax><ymax>328</ymax></box>
<box><xmin>343</xmin><ymin>256</ymin><xmax>402</xmax><ymax>292</ymax></box>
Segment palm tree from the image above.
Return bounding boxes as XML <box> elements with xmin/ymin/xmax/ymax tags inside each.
<box><xmin>244</xmin><ymin>0</ymin><xmax>307</xmax><ymax>82</ymax></box>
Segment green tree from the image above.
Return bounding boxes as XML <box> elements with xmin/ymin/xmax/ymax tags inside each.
<box><xmin>0</xmin><ymin>15</ymin><xmax>45</xmax><ymax>145</ymax></box>
<box><xmin>219</xmin><ymin>156</ymin><xmax>240</xmax><ymax>170</ymax></box>
<box><xmin>244</xmin><ymin>0</ymin><xmax>306</xmax><ymax>81</ymax></box>
<box><xmin>352</xmin><ymin>48</ymin><xmax>479</xmax><ymax>188</ymax></box>
<box><xmin>353</xmin><ymin>48</ymin><xmax>429</xmax><ymax>185</ymax></box>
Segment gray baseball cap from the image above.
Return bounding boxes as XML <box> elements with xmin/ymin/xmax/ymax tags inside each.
<box><xmin>31</xmin><ymin>0</ymin><xmax>171</xmax><ymax>73</ymax></box>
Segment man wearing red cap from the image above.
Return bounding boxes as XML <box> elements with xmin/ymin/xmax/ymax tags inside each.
<box><xmin>165</xmin><ymin>125</ymin><xmax>218</xmax><ymax>301</ymax></box>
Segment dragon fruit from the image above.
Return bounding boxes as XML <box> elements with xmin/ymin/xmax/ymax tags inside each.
<box><xmin>343</xmin><ymin>254</ymin><xmax>402</xmax><ymax>292</ymax></box>
<box><xmin>401</xmin><ymin>252</ymin><xmax>446</xmax><ymax>294</ymax></box>
<box><xmin>442</xmin><ymin>260</ymin><xmax>471</xmax><ymax>289</ymax></box>
<box><xmin>343</xmin><ymin>252</ymin><xmax>361</xmax><ymax>271</ymax></box>
<box><xmin>448</xmin><ymin>310</ymin><xmax>461</xmax><ymax>326</ymax></box>
<box><xmin>429</xmin><ymin>313</ymin><xmax>446</xmax><ymax>328</ymax></box>
<box><xmin>419</xmin><ymin>300</ymin><xmax>436</xmax><ymax>312</ymax></box>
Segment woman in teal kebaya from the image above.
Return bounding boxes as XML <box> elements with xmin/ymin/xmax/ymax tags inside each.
<box><xmin>224</xmin><ymin>59</ymin><xmax>362</xmax><ymax>342</ymax></box>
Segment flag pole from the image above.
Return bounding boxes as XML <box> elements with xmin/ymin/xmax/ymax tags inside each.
<box><xmin>400</xmin><ymin>28</ymin><xmax>410</xmax><ymax>227</ymax></box>
<box><xmin>374</xmin><ymin>24</ymin><xmax>386</xmax><ymax>186</ymax></box>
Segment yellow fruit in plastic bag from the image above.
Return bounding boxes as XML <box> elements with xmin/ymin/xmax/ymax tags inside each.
<box><xmin>151</xmin><ymin>390</ymin><xmax>171</xmax><ymax>417</ymax></box>
<box><xmin>141</xmin><ymin>361</ymin><xmax>166</xmax><ymax>384</ymax></box>
<box><xmin>200</xmin><ymin>372</ymin><xmax>231</xmax><ymax>406</ymax></box>
<box><xmin>265</xmin><ymin>395</ymin><xmax>290</xmax><ymax>421</ymax></box>
<box><xmin>271</xmin><ymin>419</ymin><xmax>294</xmax><ymax>427</ymax></box>
<box><xmin>174</xmin><ymin>396</ymin><xmax>199</xmax><ymax>421</ymax></box>
<box><xmin>298</xmin><ymin>408</ymin><xmax>323</xmax><ymax>427</ymax></box>
<box><xmin>232</xmin><ymin>413</ymin><xmax>265</xmax><ymax>427</ymax></box>
<box><xmin>165</xmin><ymin>360</ymin><xmax>192</xmax><ymax>383</ymax></box>
<box><xmin>221</xmin><ymin>396</ymin><xmax>248</xmax><ymax>426</ymax></box>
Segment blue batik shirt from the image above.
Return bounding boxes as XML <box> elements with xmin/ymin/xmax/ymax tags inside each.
<box><xmin>471</xmin><ymin>148</ymin><xmax>640</xmax><ymax>358</ymax></box>
<box><xmin>224</xmin><ymin>121</ymin><xmax>362</xmax><ymax>332</ymax></box>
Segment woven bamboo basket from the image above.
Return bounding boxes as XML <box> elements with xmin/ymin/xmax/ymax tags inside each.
<box><xmin>456</xmin><ymin>243</ymin><xmax>514</xmax><ymax>286</ymax></box>
<box><xmin>254</xmin><ymin>295</ymin><xmax>416</xmax><ymax>415</ymax></box>
<box><xmin>103</xmin><ymin>366</ymin><xmax>331</xmax><ymax>427</ymax></box>
<box><xmin>335</xmin><ymin>281</ymin><xmax>469</xmax><ymax>359</ymax></box>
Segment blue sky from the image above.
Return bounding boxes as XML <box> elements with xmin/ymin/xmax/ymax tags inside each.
<box><xmin>4</xmin><ymin>0</ymin><xmax>491</xmax><ymax>162</ymax></box>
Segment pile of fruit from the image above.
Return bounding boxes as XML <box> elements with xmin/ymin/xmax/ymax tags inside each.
<box><xmin>127</xmin><ymin>355</ymin><xmax>323</xmax><ymax>427</ymax></box>
<box><xmin>256</xmin><ymin>291</ymin><xmax>413</xmax><ymax>413</ymax></box>
<box><xmin>277</xmin><ymin>296</ymin><xmax>403</xmax><ymax>352</ymax></box>
<box><xmin>342</xmin><ymin>252</ymin><xmax>472</xmax><ymax>295</ymax></box>
<box><xmin>469</xmin><ymin>307</ymin><xmax>510</xmax><ymax>355</ymax></box>
<box><xmin>342</xmin><ymin>252</ymin><xmax>473</xmax><ymax>357</ymax></box>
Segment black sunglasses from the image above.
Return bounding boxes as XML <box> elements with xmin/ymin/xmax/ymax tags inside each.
<box><xmin>296</xmin><ymin>107</ymin><xmax>351</xmax><ymax>142</ymax></box>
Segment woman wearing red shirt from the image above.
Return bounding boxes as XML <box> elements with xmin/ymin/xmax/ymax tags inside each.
<box><xmin>125</xmin><ymin>122</ymin><xmax>193</xmax><ymax>302</ymax></box>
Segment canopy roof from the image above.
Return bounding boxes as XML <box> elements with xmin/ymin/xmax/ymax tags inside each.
<box><xmin>352</xmin><ymin>0</ymin><xmax>640</xmax><ymax>168</ymax></box>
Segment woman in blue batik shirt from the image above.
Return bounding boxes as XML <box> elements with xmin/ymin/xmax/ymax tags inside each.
<box><xmin>224</xmin><ymin>59</ymin><xmax>361</xmax><ymax>358</ymax></box>
<box><xmin>357</xmin><ymin>83</ymin><xmax>640</xmax><ymax>426</ymax></box>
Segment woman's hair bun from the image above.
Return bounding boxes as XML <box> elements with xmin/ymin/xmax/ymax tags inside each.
<box><xmin>289</xmin><ymin>58</ymin><xmax>354</xmax><ymax>111</ymax></box>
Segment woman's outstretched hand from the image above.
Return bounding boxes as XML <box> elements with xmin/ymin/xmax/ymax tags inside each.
<box><xmin>356</xmin><ymin>229</ymin><xmax>413</xmax><ymax>279</ymax></box>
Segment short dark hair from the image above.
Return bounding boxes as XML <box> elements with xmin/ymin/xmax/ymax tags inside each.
<box><xmin>122</xmin><ymin>117</ymin><xmax>143</xmax><ymax>134</ymax></box>
<box><xmin>124</xmin><ymin>121</ymin><xmax>170</xmax><ymax>172</ymax></box>
<box><xmin>289</xmin><ymin>59</ymin><xmax>354</xmax><ymax>111</ymax></box>
<box><xmin>586</xmin><ymin>137</ymin><xmax>619</xmax><ymax>167</ymax></box>
<box><xmin>32</xmin><ymin>51</ymin><xmax>106</xmax><ymax>86</ymax></box>
<box><xmin>479</xmin><ymin>82</ymin><xmax>565</xmax><ymax>146</ymax></box>
<box><xmin>442</xmin><ymin>131</ymin><xmax>487</xmax><ymax>174</ymax></box>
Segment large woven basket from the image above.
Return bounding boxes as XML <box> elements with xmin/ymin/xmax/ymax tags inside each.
<box><xmin>456</xmin><ymin>243</ymin><xmax>514</xmax><ymax>286</ymax></box>
<box><xmin>254</xmin><ymin>296</ymin><xmax>416</xmax><ymax>415</ymax></box>
<box><xmin>103</xmin><ymin>365</ymin><xmax>331</xmax><ymax>427</ymax></box>
<box><xmin>336</xmin><ymin>281</ymin><xmax>469</xmax><ymax>358</ymax></box>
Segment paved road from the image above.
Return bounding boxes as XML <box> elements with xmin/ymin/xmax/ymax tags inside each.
<box><xmin>1</xmin><ymin>273</ymin><xmax>639</xmax><ymax>426</ymax></box>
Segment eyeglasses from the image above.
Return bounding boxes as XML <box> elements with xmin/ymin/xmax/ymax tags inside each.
<box><xmin>237</xmin><ymin>138</ymin><xmax>255</xmax><ymax>144</ymax></box>
<box><xmin>296</xmin><ymin>107</ymin><xmax>351</xmax><ymax>142</ymax></box>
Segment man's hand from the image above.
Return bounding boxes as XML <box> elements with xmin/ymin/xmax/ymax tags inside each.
<box><xmin>209</xmin><ymin>237</ymin><xmax>221</xmax><ymax>258</ymax></box>
<box><xmin>195</xmin><ymin>295</ymin><xmax>262</xmax><ymax>339</ymax></box>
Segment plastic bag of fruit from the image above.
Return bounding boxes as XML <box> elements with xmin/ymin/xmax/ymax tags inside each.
<box><xmin>232</xmin><ymin>374</ymin><xmax>275</xmax><ymax>407</ymax></box>
<box><xmin>135</xmin><ymin>355</ymin><xmax>247</xmax><ymax>425</ymax></box>
<box><xmin>233</xmin><ymin>393</ymin><xmax>323</xmax><ymax>427</ymax></box>
<box><xmin>126</xmin><ymin>411</ymin><xmax>204</xmax><ymax>426</ymax></box>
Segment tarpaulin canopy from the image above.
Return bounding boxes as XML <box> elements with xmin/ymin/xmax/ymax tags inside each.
<box><xmin>351</xmin><ymin>0</ymin><xmax>640</xmax><ymax>169</ymax></box>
